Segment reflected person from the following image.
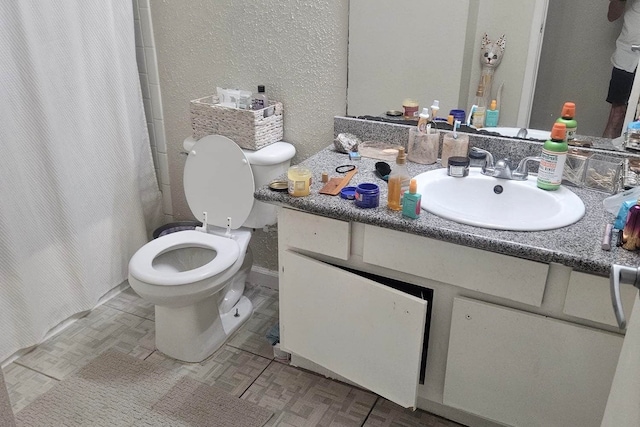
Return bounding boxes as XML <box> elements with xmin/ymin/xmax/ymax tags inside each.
<box><xmin>603</xmin><ymin>0</ymin><xmax>640</xmax><ymax>138</ymax></box>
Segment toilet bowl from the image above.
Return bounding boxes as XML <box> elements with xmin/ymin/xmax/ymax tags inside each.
<box><xmin>128</xmin><ymin>135</ymin><xmax>295</xmax><ymax>362</ymax></box>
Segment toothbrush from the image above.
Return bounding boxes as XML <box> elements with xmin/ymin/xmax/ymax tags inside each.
<box><xmin>467</xmin><ymin>105</ymin><xmax>477</xmax><ymax>127</ymax></box>
<box><xmin>453</xmin><ymin>120</ymin><xmax>461</xmax><ymax>139</ymax></box>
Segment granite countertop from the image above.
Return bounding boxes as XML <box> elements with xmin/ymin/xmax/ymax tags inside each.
<box><xmin>255</xmin><ymin>146</ymin><xmax>640</xmax><ymax>277</ymax></box>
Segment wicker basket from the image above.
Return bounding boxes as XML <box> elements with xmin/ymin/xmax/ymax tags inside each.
<box><xmin>190</xmin><ymin>95</ymin><xmax>284</xmax><ymax>150</ymax></box>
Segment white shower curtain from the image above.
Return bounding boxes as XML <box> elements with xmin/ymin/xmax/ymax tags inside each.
<box><xmin>0</xmin><ymin>1</ymin><xmax>163</xmax><ymax>361</ymax></box>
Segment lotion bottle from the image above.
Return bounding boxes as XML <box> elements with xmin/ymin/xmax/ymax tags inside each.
<box><xmin>537</xmin><ymin>123</ymin><xmax>568</xmax><ymax>191</ymax></box>
<box><xmin>387</xmin><ymin>147</ymin><xmax>410</xmax><ymax>211</ymax></box>
<box><xmin>402</xmin><ymin>179</ymin><xmax>422</xmax><ymax>219</ymax></box>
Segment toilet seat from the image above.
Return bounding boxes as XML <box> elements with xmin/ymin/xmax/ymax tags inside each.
<box><xmin>129</xmin><ymin>230</ymin><xmax>240</xmax><ymax>286</ymax></box>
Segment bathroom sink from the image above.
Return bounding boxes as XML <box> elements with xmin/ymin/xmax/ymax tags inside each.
<box><xmin>482</xmin><ymin>127</ymin><xmax>551</xmax><ymax>141</ymax></box>
<box><xmin>413</xmin><ymin>168</ymin><xmax>585</xmax><ymax>231</ymax></box>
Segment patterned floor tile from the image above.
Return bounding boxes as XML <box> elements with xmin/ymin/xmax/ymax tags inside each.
<box><xmin>103</xmin><ymin>285</ymin><xmax>155</xmax><ymax>321</ymax></box>
<box><xmin>362</xmin><ymin>398</ymin><xmax>465</xmax><ymax>427</ymax></box>
<box><xmin>14</xmin><ymin>305</ymin><xmax>155</xmax><ymax>380</ymax></box>
<box><xmin>3</xmin><ymin>363</ymin><xmax>58</xmax><ymax>413</ymax></box>
<box><xmin>144</xmin><ymin>345</ymin><xmax>271</xmax><ymax>397</ymax></box>
<box><xmin>245</xmin><ymin>283</ymin><xmax>280</xmax><ymax>318</ymax></box>
<box><xmin>227</xmin><ymin>312</ymin><xmax>279</xmax><ymax>359</ymax></box>
<box><xmin>243</xmin><ymin>361</ymin><xmax>378</xmax><ymax>427</ymax></box>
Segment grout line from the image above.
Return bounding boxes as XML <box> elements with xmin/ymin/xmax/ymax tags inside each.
<box><xmin>360</xmin><ymin>396</ymin><xmax>380</xmax><ymax>427</ymax></box>
<box><xmin>11</xmin><ymin>362</ymin><xmax>62</xmax><ymax>382</ymax></box>
<box><xmin>238</xmin><ymin>358</ymin><xmax>274</xmax><ymax>400</ymax></box>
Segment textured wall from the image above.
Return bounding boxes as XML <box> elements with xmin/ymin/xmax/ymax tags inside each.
<box><xmin>150</xmin><ymin>0</ymin><xmax>349</xmax><ymax>270</ymax></box>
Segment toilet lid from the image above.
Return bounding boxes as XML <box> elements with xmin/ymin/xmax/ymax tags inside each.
<box><xmin>184</xmin><ymin>135</ymin><xmax>254</xmax><ymax>229</ymax></box>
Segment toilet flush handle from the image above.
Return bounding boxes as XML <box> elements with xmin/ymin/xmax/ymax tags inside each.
<box><xmin>196</xmin><ymin>212</ymin><xmax>209</xmax><ymax>233</ymax></box>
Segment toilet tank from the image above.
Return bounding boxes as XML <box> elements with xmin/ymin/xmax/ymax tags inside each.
<box><xmin>242</xmin><ymin>141</ymin><xmax>296</xmax><ymax>229</ymax></box>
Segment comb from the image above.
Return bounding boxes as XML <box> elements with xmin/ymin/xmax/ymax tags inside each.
<box><xmin>319</xmin><ymin>167</ymin><xmax>357</xmax><ymax>195</ymax></box>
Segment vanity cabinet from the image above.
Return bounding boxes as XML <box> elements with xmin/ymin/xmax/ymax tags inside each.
<box><xmin>444</xmin><ymin>297</ymin><xmax>623</xmax><ymax>427</ymax></box>
<box><xmin>277</xmin><ymin>207</ymin><xmax>634</xmax><ymax>426</ymax></box>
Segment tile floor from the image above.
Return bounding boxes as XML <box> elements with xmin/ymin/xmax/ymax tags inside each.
<box><xmin>3</xmin><ymin>283</ymin><xmax>463</xmax><ymax>427</ymax></box>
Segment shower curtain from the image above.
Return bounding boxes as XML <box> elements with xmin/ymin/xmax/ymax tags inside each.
<box><xmin>0</xmin><ymin>1</ymin><xmax>163</xmax><ymax>361</ymax></box>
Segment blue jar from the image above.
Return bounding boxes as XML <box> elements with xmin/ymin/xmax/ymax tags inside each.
<box><xmin>355</xmin><ymin>183</ymin><xmax>380</xmax><ymax>208</ymax></box>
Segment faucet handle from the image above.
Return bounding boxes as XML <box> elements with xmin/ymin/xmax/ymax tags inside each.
<box><xmin>513</xmin><ymin>156</ymin><xmax>542</xmax><ymax>180</ymax></box>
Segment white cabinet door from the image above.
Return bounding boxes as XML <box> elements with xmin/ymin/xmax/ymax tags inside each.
<box><xmin>280</xmin><ymin>250</ymin><xmax>428</xmax><ymax>408</ymax></box>
<box><xmin>601</xmin><ymin>295</ymin><xmax>640</xmax><ymax>426</ymax></box>
<box><xmin>444</xmin><ymin>297</ymin><xmax>623</xmax><ymax>427</ymax></box>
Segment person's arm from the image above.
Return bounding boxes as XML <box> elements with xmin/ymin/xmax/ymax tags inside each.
<box><xmin>608</xmin><ymin>0</ymin><xmax>626</xmax><ymax>22</ymax></box>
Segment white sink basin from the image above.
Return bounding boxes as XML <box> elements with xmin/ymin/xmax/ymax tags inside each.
<box><xmin>413</xmin><ymin>168</ymin><xmax>585</xmax><ymax>231</ymax></box>
<box><xmin>483</xmin><ymin>127</ymin><xmax>551</xmax><ymax>141</ymax></box>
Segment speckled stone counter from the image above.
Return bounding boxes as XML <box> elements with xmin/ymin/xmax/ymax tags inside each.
<box><xmin>255</xmin><ymin>144</ymin><xmax>640</xmax><ymax>277</ymax></box>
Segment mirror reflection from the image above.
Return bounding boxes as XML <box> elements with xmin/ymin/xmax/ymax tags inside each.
<box><xmin>347</xmin><ymin>0</ymin><xmax>638</xmax><ymax>144</ymax></box>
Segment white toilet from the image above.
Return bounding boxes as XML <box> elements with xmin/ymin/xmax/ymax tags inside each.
<box><xmin>128</xmin><ymin>134</ymin><xmax>295</xmax><ymax>362</ymax></box>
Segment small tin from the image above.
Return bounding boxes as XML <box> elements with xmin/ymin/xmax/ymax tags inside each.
<box><xmin>448</xmin><ymin>156</ymin><xmax>470</xmax><ymax>177</ymax></box>
<box><xmin>355</xmin><ymin>183</ymin><xmax>380</xmax><ymax>208</ymax></box>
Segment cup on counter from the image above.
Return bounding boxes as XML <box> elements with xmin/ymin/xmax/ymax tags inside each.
<box><xmin>407</xmin><ymin>127</ymin><xmax>439</xmax><ymax>165</ymax></box>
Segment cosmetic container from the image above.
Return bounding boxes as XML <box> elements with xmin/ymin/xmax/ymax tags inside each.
<box><xmin>355</xmin><ymin>183</ymin><xmax>380</xmax><ymax>208</ymax></box>
<box><xmin>468</xmin><ymin>149</ymin><xmax>487</xmax><ymax>168</ymax></box>
<box><xmin>485</xmin><ymin>100</ymin><xmax>499</xmax><ymax>127</ymax></box>
<box><xmin>402</xmin><ymin>179</ymin><xmax>421</xmax><ymax>219</ymax></box>
<box><xmin>403</xmin><ymin>99</ymin><xmax>419</xmax><ymax>119</ymax></box>
<box><xmin>287</xmin><ymin>165</ymin><xmax>311</xmax><ymax>197</ymax></box>
<box><xmin>448</xmin><ymin>157</ymin><xmax>469</xmax><ymax>177</ymax></box>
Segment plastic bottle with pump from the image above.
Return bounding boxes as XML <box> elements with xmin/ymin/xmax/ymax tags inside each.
<box><xmin>555</xmin><ymin>102</ymin><xmax>577</xmax><ymax>141</ymax></box>
<box><xmin>537</xmin><ymin>123</ymin><xmax>568</xmax><ymax>191</ymax></box>
<box><xmin>387</xmin><ymin>147</ymin><xmax>411</xmax><ymax>211</ymax></box>
<box><xmin>430</xmin><ymin>100</ymin><xmax>440</xmax><ymax>122</ymax></box>
<box><xmin>402</xmin><ymin>179</ymin><xmax>422</xmax><ymax>219</ymax></box>
<box><xmin>485</xmin><ymin>99</ymin><xmax>499</xmax><ymax>127</ymax></box>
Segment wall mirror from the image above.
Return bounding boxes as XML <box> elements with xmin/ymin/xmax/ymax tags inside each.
<box><xmin>347</xmin><ymin>0</ymin><xmax>637</xmax><ymax>146</ymax></box>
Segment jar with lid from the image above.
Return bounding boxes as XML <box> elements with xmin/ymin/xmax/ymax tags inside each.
<box><xmin>287</xmin><ymin>165</ymin><xmax>311</xmax><ymax>197</ymax></box>
<box><xmin>468</xmin><ymin>149</ymin><xmax>487</xmax><ymax>168</ymax></box>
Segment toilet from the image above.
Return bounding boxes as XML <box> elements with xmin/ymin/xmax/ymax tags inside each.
<box><xmin>128</xmin><ymin>134</ymin><xmax>295</xmax><ymax>362</ymax></box>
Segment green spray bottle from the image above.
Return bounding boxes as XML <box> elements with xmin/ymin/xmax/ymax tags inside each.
<box><xmin>555</xmin><ymin>102</ymin><xmax>577</xmax><ymax>141</ymax></box>
<box><xmin>537</xmin><ymin>123</ymin><xmax>568</xmax><ymax>191</ymax></box>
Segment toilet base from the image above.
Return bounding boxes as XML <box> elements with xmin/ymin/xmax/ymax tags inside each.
<box><xmin>155</xmin><ymin>294</ymin><xmax>253</xmax><ymax>363</ymax></box>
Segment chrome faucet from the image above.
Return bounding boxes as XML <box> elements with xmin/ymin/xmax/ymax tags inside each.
<box><xmin>470</xmin><ymin>147</ymin><xmax>541</xmax><ymax>181</ymax></box>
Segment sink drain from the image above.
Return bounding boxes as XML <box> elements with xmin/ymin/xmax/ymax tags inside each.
<box><xmin>493</xmin><ymin>185</ymin><xmax>504</xmax><ymax>194</ymax></box>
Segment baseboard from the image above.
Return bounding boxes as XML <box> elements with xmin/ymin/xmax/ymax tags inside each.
<box><xmin>249</xmin><ymin>266</ymin><xmax>279</xmax><ymax>290</ymax></box>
